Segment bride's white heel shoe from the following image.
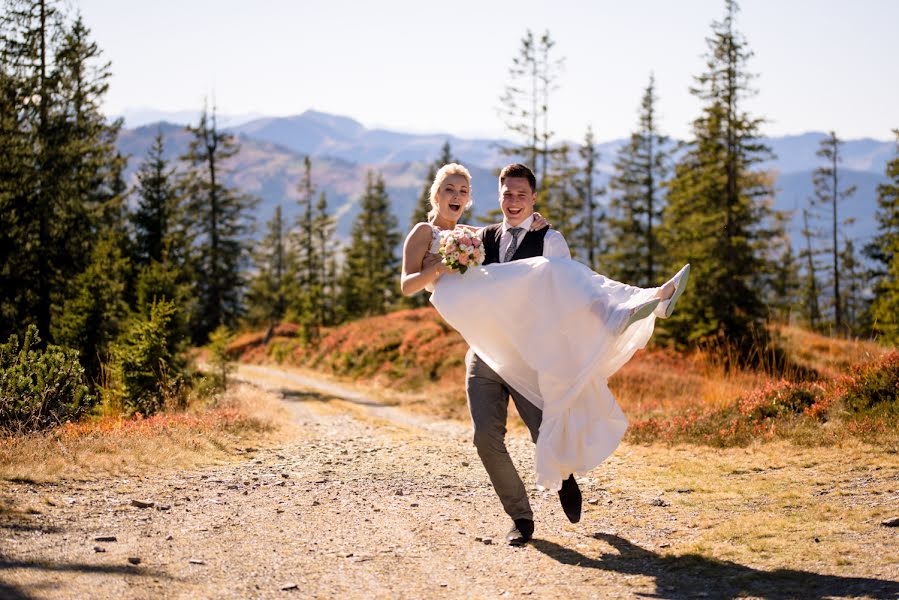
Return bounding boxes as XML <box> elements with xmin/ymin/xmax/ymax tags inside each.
<box><xmin>655</xmin><ymin>264</ymin><xmax>691</xmax><ymax>319</ymax></box>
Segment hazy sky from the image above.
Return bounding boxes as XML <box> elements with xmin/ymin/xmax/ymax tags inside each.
<box><xmin>77</xmin><ymin>0</ymin><xmax>898</xmax><ymax>142</ymax></box>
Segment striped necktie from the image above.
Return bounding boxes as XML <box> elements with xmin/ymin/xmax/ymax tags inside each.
<box><xmin>503</xmin><ymin>227</ymin><xmax>524</xmax><ymax>262</ymax></box>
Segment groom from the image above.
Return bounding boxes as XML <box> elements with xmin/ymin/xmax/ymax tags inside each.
<box><xmin>467</xmin><ymin>163</ymin><xmax>581</xmax><ymax>546</ymax></box>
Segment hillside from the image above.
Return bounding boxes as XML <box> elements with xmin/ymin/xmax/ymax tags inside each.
<box><xmin>231</xmin><ymin>308</ymin><xmax>896</xmax><ymax>447</ymax></box>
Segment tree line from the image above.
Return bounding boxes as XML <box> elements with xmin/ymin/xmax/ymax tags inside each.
<box><xmin>483</xmin><ymin>0</ymin><xmax>898</xmax><ymax>351</ymax></box>
<box><xmin>0</xmin><ymin>0</ymin><xmax>401</xmax><ymax>428</ymax></box>
<box><xmin>2</xmin><ymin>0</ymin><xmax>897</xmax><ymax>432</ymax></box>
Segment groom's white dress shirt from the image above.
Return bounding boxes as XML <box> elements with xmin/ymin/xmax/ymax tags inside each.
<box><xmin>499</xmin><ymin>214</ymin><xmax>571</xmax><ymax>262</ymax></box>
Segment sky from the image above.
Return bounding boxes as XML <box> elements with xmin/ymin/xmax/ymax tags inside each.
<box><xmin>76</xmin><ymin>0</ymin><xmax>899</xmax><ymax>142</ymax></box>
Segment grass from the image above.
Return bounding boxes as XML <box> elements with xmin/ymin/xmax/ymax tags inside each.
<box><xmin>607</xmin><ymin>441</ymin><xmax>899</xmax><ymax>575</ymax></box>
<box><xmin>773</xmin><ymin>323</ymin><xmax>889</xmax><ymax>378</ymax></box>
<box><xmin>0</xmin><ymin>383</ymin><xmax>294</xmax><ymax>483</ymax></box>
<box><xmin>231</xmin><ymin>308</ymin><xmax>898</xmax><ymax>448</ymax></box>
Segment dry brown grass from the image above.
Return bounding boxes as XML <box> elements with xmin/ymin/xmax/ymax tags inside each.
<box><xmin>774</xmin><ymin>324</ymin><xmax>890</xmax><ymax>378</ymax></box>
<box><xmin>231</xmin><ymin>310</ymin><xmax>897</xmax><ymax>446</ymax></box>
<box><xmin>609</xmin><ymin>348</ymin><xmax>769</xmax><ymax>417</ymax></box>
<box><xmin>609</xmin><ymin>440</ymin><xmax>899</xmax><ymax>574</ymax></box>
<box><xmin>0</xmin><ymin>383</ymin><xmax>295</xmax><ymax>483</ymax></box>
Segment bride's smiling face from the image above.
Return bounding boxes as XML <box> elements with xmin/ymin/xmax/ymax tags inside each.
<box><xmin>435</xmin><ymin>174</ymin><xmax>470</xmax><ymax>221</ymax></box>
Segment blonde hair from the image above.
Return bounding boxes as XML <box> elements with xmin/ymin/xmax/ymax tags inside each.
<box><xmin>428</xmin><ymin>163</ymin><xmax>473</xmax><ymax>220</ymax></box>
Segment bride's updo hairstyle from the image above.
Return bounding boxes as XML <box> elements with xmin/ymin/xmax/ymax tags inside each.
<box><xmin>428</xmin><ymin>163</ymin><xmax>473</xmax><ymax>220</ymax></box>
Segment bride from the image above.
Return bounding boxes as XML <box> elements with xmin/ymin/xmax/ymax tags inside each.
<box><xmin>400</xmin><ymin>162</ymin><xmax>688</xmax><ymax>537</ymax></box>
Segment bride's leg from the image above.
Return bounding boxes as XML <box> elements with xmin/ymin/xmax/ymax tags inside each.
<box><xmin>591</xmin><ymin>295</ymin><xmax>659</xmax><ymax>336</ymax></box>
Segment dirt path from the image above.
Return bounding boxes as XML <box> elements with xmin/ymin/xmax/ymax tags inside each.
<box><xmin>1</xmin><ymin>364</ymin><xmax>898</xmax><ymax>599</ymax></box>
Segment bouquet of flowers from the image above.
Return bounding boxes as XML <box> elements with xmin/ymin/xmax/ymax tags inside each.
<box><xmin>439</xmin><ymin>228</ymin><xmax>485</xmax><ymax>274</ymax></box>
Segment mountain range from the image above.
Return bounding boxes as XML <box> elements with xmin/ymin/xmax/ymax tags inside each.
<box><xmin>116</xmin><ymin>109</ymin><xmax>894</xmax><ymax>263</ymax></box>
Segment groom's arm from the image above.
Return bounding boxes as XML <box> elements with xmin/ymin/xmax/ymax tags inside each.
<box><xmin>543</xmin><ymin>230</ymin><xmax>571</xmax><ymax>259</ymax></box>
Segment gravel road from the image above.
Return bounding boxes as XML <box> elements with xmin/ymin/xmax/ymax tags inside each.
<box><xmin>1</xmin><ymin>364</ymin><xmax>897</xmax><ymax>599</ymax></box>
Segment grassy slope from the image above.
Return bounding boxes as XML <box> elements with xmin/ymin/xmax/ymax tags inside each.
<box><xmin>0</xmin><ymin>383</ymin><xmax>295</xmax><ymax>483</ymax></box>
<box><xmin>232</xmin><ymin>308</ymin><xmax>896</xmax><ymax>447</ymax></box>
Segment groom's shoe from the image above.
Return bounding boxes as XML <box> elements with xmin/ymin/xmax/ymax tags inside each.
<box><xmin>558</xmin><ymin>475</ymin><xmax>582</xmax><ymax>523</ymax></box>
<box><xmin>655</xmin><ymin>264</ymin><xmax>691</xmax><ymax>319</ymax></box>
<box><xmin>507</xmin><ymin>518</ymin><xmax>534</xmax><ymax>546</ymax></box>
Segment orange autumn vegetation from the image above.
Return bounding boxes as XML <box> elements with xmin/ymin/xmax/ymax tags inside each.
<box><xmin>234</xmin><ymin>309</ymin><xmax>471</xmax><ymax>417</ymax></box>
<box><xmin>232</xmin><ymin>307</ymin><xmax>897</xmax><ymax>447</ymax></box>
<box><xmin>0</xmin><ymin>384</ymin><xmax>290</xmax><ymax>482</ymax></box>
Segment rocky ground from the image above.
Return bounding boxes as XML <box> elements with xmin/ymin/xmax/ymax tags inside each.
<box><xmin>1</xmin><ymin>364</ymin><xmax>898</xmax><ymax>599</ymax></box>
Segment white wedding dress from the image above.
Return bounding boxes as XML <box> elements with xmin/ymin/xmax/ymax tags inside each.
<box><xmin>428</xmin><ymin>230</ymin><xmax>662</xmax><ymax>491</ymax></box>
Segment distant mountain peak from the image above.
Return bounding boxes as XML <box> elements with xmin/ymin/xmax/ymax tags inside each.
<box><xmin>299</xmin><ymin>109</ymin><xmax>363</xmax><ymax>127</ymax></box>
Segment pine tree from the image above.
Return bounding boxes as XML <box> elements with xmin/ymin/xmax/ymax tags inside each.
<box><xmin>0</xmin><ymin>66</ymin><xmax>31</xmax><ymax>336</ymax></box>
<box><xmin>605</xmin><ymin>76</ymin><xmax>670</xmax><ymax>285</ymax></box>
<box><xmin>0</xmin><ymin>0</ymin><xmax>67</xmax><ymax>343</ymax></box>
<box><xmin>179</xmin><ymin>105</ymin><xmax>258</xmax><ymax>342</ymax></box>
<box><xmin>112</xmin><ymin>298</ymin><xmax>186</xmax><ymax>415</ymax></box>
<box><xmin>340</xmin><ymin>171</ymin><xmax>401</xmax><ymax>318</ymax></box>
<box><xmin>541</xmin><ymin>144</ymin><xmax>583</xmax><ymax>257</ymax></box>
<box><xmin>0</xmin><ymin>1</ymin><xmax>120</xmax><ymax>344</ymax></box>
<box><xmin>56</xmin><ymin>15</ymin><xmax>125</xmax><ymax>233</ymax></box>
<box><xmin>763</xmin><ymin>213</ymin><xmax>800</xmax><ymax>323</ymax></box>
<box><xmin>864</xmin><ymin>129</ymin><xmax>899</xmax><ymax>345</ymax></box>
<box><xmin>657</xmin><ymin>0</ymin><xmax>775</xmax><ymax>350</ymax></box>
<box><xmin>838</xmin><ymin>238</ymin><xmax>864</xmax><ymax>334</ymax></box>
<box><xmin>574</xmin><ymin>126</ymin><xmax>606</xmax><ymax>270</ymax></box>
<box><xmin>497</xmin><ymin>29</ymin><xmax>563</xmax><ymax>184</ymax></box>
<box><xmin>811</xmin><ymin>131</ymin><xmax>857</xmax><ymax>334</ymax></box>
<box><xmin>52</xmin><ymin>233</ymin><xmax>130</xmax><ymax>382</ymax></box>
<box><xmin>246</xmin><ymin>205</ymin><xmax>296</xmax><ymax>328</ymax></box>
<box><xmin>799</xmin><ymin>208</ymin><xmax>823</xmax><ymax>330</ymax></box>
<box><xmin>132</xmin><ymin>130</ymin><xmax>177</xmax><ymax>266</ymax></box>
<box><xmin>132</xmin><ymin>258</ymin><xmax>192</xmax><ymax>344</ymax></box>
<box><xmin>130</xmin><ymin>130</ymin><xmax>192</xmax><ymax>352</ymax></box>
<box><xmin>324</xmin><ymin>252</ymin><xmax>343</xmax><ymax>326</ymax></box>
<box><xmin>290</xmin><ymin>157</ymin><xmax>340</xmax><ymax>338</ymax></box>
<box><xmin>313</xmin><ymin>190</ymin><xmax>339</xmax><ymax>326</ymax></box>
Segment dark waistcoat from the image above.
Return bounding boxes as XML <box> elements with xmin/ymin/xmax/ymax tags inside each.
<box><xmin>482</xmin><ymin>223</ymin><xmax>548</xmax><ymax>265</ymax></box>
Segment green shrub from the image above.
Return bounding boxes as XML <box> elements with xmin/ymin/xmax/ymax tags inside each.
<box><xmin>52</xmin><ymin>235</ymin><xmax>129</xmax><ymax>383</ymax></box>
<box><xmin>0</xmin><ymin>325</ymin><xmax>94</xmax><ymax>431</ymax></box>
<box><xmin>111</xmin><ymin>299</ymin><xmax>186</xmax><ymax>416</ymax></box>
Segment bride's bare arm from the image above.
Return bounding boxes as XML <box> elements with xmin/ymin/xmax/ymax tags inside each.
<box><xmin>400</xmin><ymin>224</ymin><xmax>451</xmax><ymax>296</ymax></box>
<box><xmin>456</xmin><ymin>212</ymin><xmax>550</xmax><ymax>233</ymax></box>
<box><xmin>531</xmin><ymin>212</ymin><xmax>551</xmax><ymax>230</ymax></box>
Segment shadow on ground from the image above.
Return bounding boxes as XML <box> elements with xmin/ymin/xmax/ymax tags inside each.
<box><xmin>532</xmin><ymin>534</ymin><xmax>899</xmax><ymax>599</ymax></box>
<box><xmin>0</xmin><ymin>556</ymin><xmax>173</xmax><ymax>600</ymax></box>
<box><xmin>280</xmin><ymin>388</ymin><xmax>383</xmax><ymax>408</ymax></box>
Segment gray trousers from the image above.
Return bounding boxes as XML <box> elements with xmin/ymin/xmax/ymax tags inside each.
<box><xmin>465</xmin><ymin>349</ymin><xmax>543</xmax><ymax>521</ymax></box>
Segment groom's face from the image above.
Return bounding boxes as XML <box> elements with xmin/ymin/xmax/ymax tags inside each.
<box><xmin>499</xmin><ymin>177</ymin><xmax>536</xmax><ymax>226</ymax></box>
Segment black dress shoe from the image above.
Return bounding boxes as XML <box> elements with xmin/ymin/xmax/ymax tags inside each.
<box><xmin>558</xmin><ymin>475</ymin><xmax>582</xmax><ymax>523</ymax></box>
<box><xmin>506</xmin><ymin>518</ymin><xmax>534</xmax><ymax>546</ymax></box>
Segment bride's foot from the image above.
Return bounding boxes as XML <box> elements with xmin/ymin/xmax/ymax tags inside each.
<box><xmin>654</xmin><ymin>264</ymin><xmax>690</xmax><ymax>319</ymax></box>
<box><xmin>617</xmin><ymin>297</ymin><xmax>661</xmax><ymax>334</ymax></box>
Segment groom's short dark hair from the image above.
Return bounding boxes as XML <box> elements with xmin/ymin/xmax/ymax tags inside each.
<box><xmin>499</xmin><ymin>163</ymin><xmax>536</xmax><ymax>192</ymax></box>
